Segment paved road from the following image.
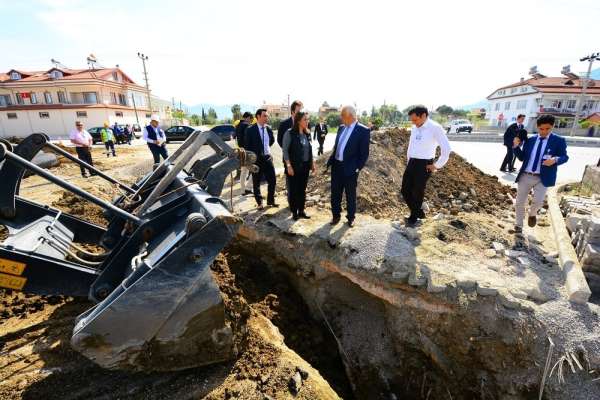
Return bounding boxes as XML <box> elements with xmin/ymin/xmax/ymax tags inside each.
<box><xmin>450</xmin><ymin>141</ymin><xmax>600</xmax><ymax>186</ymax></box>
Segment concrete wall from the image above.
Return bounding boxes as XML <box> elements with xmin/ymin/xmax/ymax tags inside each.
<box><xmin>582</xmin><ymin>165</ymin><xmax>600</xmax><ymax>192</ymax></box>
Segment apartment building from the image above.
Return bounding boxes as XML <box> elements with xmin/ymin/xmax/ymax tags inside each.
<box><xmin>0</xmin><ymin>66</ymin><xmax>169</xmax><ymax>138</ymax></box>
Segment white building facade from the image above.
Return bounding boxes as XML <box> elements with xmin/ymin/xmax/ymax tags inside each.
<box><xmin>0</xmin><ymin>67</ymin><xmax>171</xmax><ymax>139</ymax></box>
<box><xmin>486</xmin><ymin>74</ymin><xmax>600</xmax><ymax>133</ymax></box>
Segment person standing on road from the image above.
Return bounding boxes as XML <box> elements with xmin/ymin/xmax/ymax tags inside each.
<box><xmin>143</xmin><ymin>115</ymin><xmax>169</xmax><ymax>164</ymax></box>
<box><xmin>123</xmin><ymin>124</ymin><xmax>132</xmax><ymax>145</ymax></box>
<box><xmin>101</xmin><ymin>122</ymin><xmax>116</xmax><ymax>157</ymax></box>
<box><xmin>283</xmin><ymin>111</ymin><xmax>316</xmax><ymax>220</ymax></box>
<box><xmin>112</xmin><ymin>122</ymin><xmax>123</xmax><ymax>145</ymax></box>
<box><xmin>244</xmin><ymin>109</ymin><xmax>278</xmax><ymax>210</ymax></box>
<box><xmin>236</xmin><ymin>112</ymin><xmax>254</xmax><ymax>196</ymax></box>
<box><xmin>313</xmin><ymin>118</ymin><xmax>328</xmax><ymax>156</ymax></box>
<box><xmin>402</xmin><ymin>106</ymin><xmax>451</xmax><ymax>227</ymax></box>
<box><xmin>69</xmin><ymin>121</ymin><xmax>94</xmax><ymax>178</ymax></box>
<box><xmin>327</xmin><ymin>105</ymin><xmax>370</xmax><ymax>227</ymax></box>
<box><xmin>500</xmin><ymin>114</ymin><xmax>525</xmax><ymax>172</ymax></box>
<box><xmin>278</xmin><ymin>101</ymin><xmax>303</xmax><ymax>205</ymax></box>
<box><xmin>512</xmin><ymin>114</ymin><xmax>568</xmax><ymax>233</ymax></box>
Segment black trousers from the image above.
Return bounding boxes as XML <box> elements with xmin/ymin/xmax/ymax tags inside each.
<box><xmin>500</xmin><ymin>145</ymin><xmax>514</xmax><ymax>171</ymax></box>
<box><xmin>75</xmin><ymin>146</ymin><xmax>94</xmax><ymax>176</ymax></box>
<box><xmin>331</xmin><ymin>160</ymin><xmax>358</xmax><ymax>221</ymax></box>
<box><xmin>252</xmin><ymin>155</ymin><xmax>276</xmax><ymax>205</ymax></box>
<box><xmin>401</xmin><ymin>158</ymin><xmax>432</xmax><ymax>219</ymax></box>
<box><xmin>317</xmin><ymin>140</ymin><xmax>325</xmax><ymax>155</ymax></box>
<box><xmin>288</xmin><ymin>162</ymin><xmax>310</xmax><ymax>215</ymax></box>
<box><xmin>104</xmin><ymin>140</ymin><xmax>116</xmax><ymax>156</ymax></box>
<box><xmin>148</xmin><ymin>144</ymin><xmax>169</xmax><ymax>164</ymax></box>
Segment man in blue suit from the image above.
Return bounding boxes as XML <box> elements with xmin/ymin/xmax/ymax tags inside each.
<box><xmin>326</xmin><ymin>105</ymin><xmax>370</xmax><ymax>227</ymax></box>
<box><xmin>512</xmin><ymin>114</ymin><xmax>569</xmax><ymax>233</ymax></box>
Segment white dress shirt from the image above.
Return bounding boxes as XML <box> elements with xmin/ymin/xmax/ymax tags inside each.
<box><xmin>524</xmin><ymin>134</ymin><xmax>551</xmax><ymax>173</ymax></box>
<box><xmin>407</xmin><ymin>118</ymin><xmax>451</xmax><ymax>169</ymax></box>
<box><xmin>258</xmin><ymin>124</ymin><xmax>270</xmax><ymax>155</ymax></box>
<box><xmin>69</xmin><ymin>129</ymin><xmax>92</xmax><ymax>147</ymax></box>
<box><xmin>335</xmin><ymin>121</ymin><xmax>357</xmax><ymax>161</ymax></box>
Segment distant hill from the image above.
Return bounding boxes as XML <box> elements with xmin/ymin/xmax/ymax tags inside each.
<box><xmin>187</xmin><ymin>103</ymin><xmax>257</xmax><ymax>120</ymax></box>
<box><xmin>456</xmin><ymin>99</ymin><xmax>488</xmax><ymax>111</ymax></box>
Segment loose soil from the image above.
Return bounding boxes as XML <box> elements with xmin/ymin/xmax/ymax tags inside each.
<box><xmin>303</xmin><ymin>127</ymin><xmax>514</xmax><ymax>219</ymax></box>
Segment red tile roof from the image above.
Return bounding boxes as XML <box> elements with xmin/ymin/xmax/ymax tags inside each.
<box><xmin>488</xmin><ymin>76</ymin><xmax>600</xmax><ymax>98</ymax></box>
<box><xmin>583</xmin><ymin>112</ymin><xmax>600</xmax><ymax>123</ymax></box>
<box><xmin>0</xmin><ymin>67</ymin><xmax>141</xmax><ymax>88</ymax></box>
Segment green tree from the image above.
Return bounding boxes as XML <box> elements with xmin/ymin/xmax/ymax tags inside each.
<box><xmin>189</xmin><ymin>114</ymin><xmax>201</xmax><ymax>126</ymax></box>
<box><xmin>201</xmin><ymin>108</ymin><xmax>207</xmax><ymax>124</ymax></box>
<box><xmin>326</xmin><ymin>112</ymin><xmax>341</xmax><ymax>128</ymax></box>
<box><xmin>204</xmin><ymin>108</ymin><xmax>218</xmax><ymax>125</ymax></box>
<box><xmin>436</xmin><ymin>105</ymin><xmax>454</xmax><ymax>115</ymax></box>
<box><xmin>231</xmin><ymin>104</ymin><xmax>241</xmax><ymax>121</ymax></box>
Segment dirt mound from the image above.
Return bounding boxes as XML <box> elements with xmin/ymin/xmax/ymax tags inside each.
<box><xmin>51</xmin><ymin>191</ymin><xmax>108</xmax><ymax>227</ymax></box>
<box><xmin>304</xmin><ymin>127</ymin><xmax>513</xmax><ymax>219</ymax></box>
<box><xmin>0</xmin><ymin>289</ymin><xmax>67</xmax><ymax>320</ymax></box>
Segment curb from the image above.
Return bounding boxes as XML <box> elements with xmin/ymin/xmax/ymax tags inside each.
<box><xmin>546</xmin><ymin>186</ymin><xmax>591</xmax><ymax>304</ymax></box>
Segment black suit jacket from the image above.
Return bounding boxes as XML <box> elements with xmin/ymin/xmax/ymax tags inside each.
<box><xmin>235</xmin><ymin>121</ymin><xmax>250</xmax><ymax>148</ymax></box>
<box><xmin>503</xmin><ymin>123</ymin><xmax>522</xmax><ymax>146</ymax></box>
<box><xmin>277</xmin><ymin>117</ymin><xmax>293</xmax><ymax>147</ymax></box>
<box><xmin>244</xmin><ymin>124</ymin><xmax>275</xmax><ymax>158</ymax></box>
<box><xmin>313</xmin><ymin>123</ymin><xmax>328</xmax><ymax>142</ymax></box>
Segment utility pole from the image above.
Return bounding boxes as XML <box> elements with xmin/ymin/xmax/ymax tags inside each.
<box><xmin>569</xmin><ymin>52</ymin><xmax>599</xmax><ymax>136</ymax></box>
<box><xmin>137</xmin><ymin>52</ymin><xmax>153</xmax><ymax>113</ymax></box>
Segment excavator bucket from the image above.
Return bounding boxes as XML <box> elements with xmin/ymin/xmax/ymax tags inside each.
<box><xmin>0</xmin><ymin>131</ymin><xmax>256</xmax><ymax>371</ymax></box>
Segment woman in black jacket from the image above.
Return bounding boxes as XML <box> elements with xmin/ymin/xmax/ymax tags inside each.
<box><xmin>282</xmin><ymin>111</ymin><xmax>316</xmax><ymax>220</ymax></box>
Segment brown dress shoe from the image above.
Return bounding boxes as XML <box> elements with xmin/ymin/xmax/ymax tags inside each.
<box><xmin>330</xmin><ymin>216</ymin><xmax>341</xmax><ymax>225</ymax></box>
<box><xmin>528</xmin><ymin>216</ymin><xmax>537</xmax><ymax>227</ymax></box>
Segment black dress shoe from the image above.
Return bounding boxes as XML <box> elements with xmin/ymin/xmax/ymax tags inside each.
<box><xmin>404</xmin><ymin>216</ymin><xmax>418</xmax><ymax>227</ymax></box>
<box><xmin>243</xmin><ymin>190</ymin><xmax>253</xmax><ymax>196</ymax></box>
<box><xmin>528</xmin><ymin>215</ymin><xmax>537</xmax><ymax>227</ymax></box>
<box><xmin>346</xmin><ymin>219</ymin><xmax>354</xmax><ymax>227</ymax></box>
<box><xmin>299</xmin><ymin>212</ymin><xmax>311</xmax><ymax>219</ymax></box>
<box><xmin>330</xmin><ymin>216</ymin><xmax>341</xmax><ymax>225</ymax></box>
<box><xmin>292</xmin><ymin>213</ymin><xmax>299</xmax><ymax>221</ymax></box>
<box><xmin>257</xmin><ymin>203</ymin><xmax>264</xmax><ymax>210</ymax></box>
<box><xmin>417</xmin><ymin>209</ymin><xmax>426</xmax><ymax>219</ymax></box>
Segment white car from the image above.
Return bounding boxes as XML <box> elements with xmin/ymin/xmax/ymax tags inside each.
<box><xmin>446</xmin><ymin>119</ymin><xmax>473</xmax><ymax>134</ymax></box>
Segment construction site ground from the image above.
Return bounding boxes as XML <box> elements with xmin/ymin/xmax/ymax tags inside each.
<box><xmin>1</xmin><ymin>132</ymin><xmax>598</xmax><ymax>399</ymax></box>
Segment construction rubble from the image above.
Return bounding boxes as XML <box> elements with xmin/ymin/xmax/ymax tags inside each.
<box><xmin>561</xmin><ymin>194</ymin><xmax>600</xmax><ymax>273</ymax></box>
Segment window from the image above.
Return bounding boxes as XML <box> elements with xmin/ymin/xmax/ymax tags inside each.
<box><xmin>520</xmin><ymin>86</ymin><xmax>527</xmax><ymax>93</ymax></box>
<box><xmin>504</xmin><ymin>102</ymin><xmax>511</xmax><ymax>110</ymax></box>
<box><xmin>115</xmin><ymin>111</ymin><xmax>123</xmax><ymax>117</ymax></box>
<box><xmin>10</xmin><ymin>71</ymin><xmax>21</xmax><ymax>80</ymax></box>
<box><xmin>39</xmin><ymin>112</ymin><xmax>50</xmax><ymax>119</ymax></box>
<box><xmin>57</xmin><ymin>91</ymin><xmax>67</xmax><ymax>103</ymax></box>
<box><xmin>76</xmin><ymin>111</ymin><xmax>87</xmax><ymax>118</ymax></box>
<box><xmin>7</xmin><ymin>112</ymin><xmax>17</xmax><ymax>119</ymax></box>
<box><xmin>0</xmin><ymin>95</ymin><xmax>12</xmax><ymax>107</ymax></box>
<box><xmin>44</xmin><ymin>92</ymin><xmax>53</xmax><ymax>104</ymax></box>
<box><xmin>83</xmin><ymin>92</ymin><xmax>98</xmax><ymax>104</ymax></box>
<box><xmin>516</xmin><ymin>100</ymin><xmax>527</xmax><ymax>109</ymax></box>
<box><xmin>110</xmin><ymin>92</ymin><xmax>117</xmax><ymax>104</ymax></box>
<box><xmin>497</xmin><ymin>89</ymin><xmax>506</xmax><ymax>96</ymax></box>
<box><xmin>118</xmin><ymin>93</ymin><xmax>127</xmax><ymax>106</ymax></box>
<box><xmin>510</xmin><ymin>87</ymin><xmax>517</xmax><ymax>94</ymax></box>
<box><xmin>50</xmin><ymin>70</ymin><xmax>63</xmax><ymax>79</ymax></box>
<box><xmin>566</xmin><ymin>100</ymin><xmax>577</xmax><ymax>109</ymax></box>
<box><xmin>30</xmin><ymin>93</ymin><xmax>38</xmax><ymax>104</ymax></box>
<box><xmin>494</xmin><ymin>103</ymin><xmax>500</xmax><ymax>111</ymax></box>
<box><xmin>112</xmin><ymin>71</ymin><xmax>119</xmax><ymax>81</ymax></box>
<box><xmin>145</xmin><ymin>113</ymin><xmax>152</xmax><ymax>118</ymax></box>
<box><xmin>551</xmin><ymin>100</ymin><xmax>563</xmax><ymax>109</ymax></box>
<box><xmin>15</xmin><ymin>93</ymin><xmax>24</xmax><ymax>105</ymax></box>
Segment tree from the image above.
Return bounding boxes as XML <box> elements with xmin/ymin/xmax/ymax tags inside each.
<box><xmin>436</xmin><ymin>105</ymin><xmax>454</xmax><ymax>115</ymax></box>
<box><xmin>326</xmin><ymin>112</ymin><xmax>341</xmax><ymax>128</ymax></box>
<box><xmin>231</xmin><ymin>104</ymin><xmax>241</xmax><ymax>121</ymax></box>
<box><xmin>201</xmin><ymin>108</ymin><xmax>206</xmax><ymax>124</ymax></box>
<box><xmin>204</xmin><ymin>108</ymin><xmax>218</xmax><ymax>125</ymax></box>
<box><xmin>189</xmin><ymin>114</ymin><xmax>201</xmax><ymax>126</ymax></box>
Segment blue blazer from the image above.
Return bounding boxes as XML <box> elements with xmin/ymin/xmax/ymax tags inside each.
<box><xmin>327</xmin><ymin>123</ymin><xmax>370</xmax><ymax>176</ymax></box>
<box><xmin>513</xmin><ymin>133</ymin><xmax>568</xmax><ymax>187</ymax></box>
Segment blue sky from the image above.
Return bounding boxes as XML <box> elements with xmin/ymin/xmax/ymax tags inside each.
<box><xmin>1</xmin><ymin>0</ymin><xmax>599</xmax><ymax>112</ymax></box>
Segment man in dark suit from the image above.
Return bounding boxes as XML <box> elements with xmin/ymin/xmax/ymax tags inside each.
<box><xmin>500</xmin><ymin>114</ymin><xmax>525</xmax><ymax>172</ymax></box>
<box><xmin>277</xmin><ymin>100</ymin><xmax>303</xmax><ymax>147</ymax></box>
<box><xmin>313</xmin><ymin>118</ymin><xmax>328</xmax><ymax>155</ymax></box>
<box><xmin>510</xmin><ymin>126</ymin><xmax>528</xmax><ymax>171</ymax></box>
<box><xmin>327</xmin><ymin>105</ymin><xmax>370</xmax><ymax>227</ymax></box>
<box><xmin>236</xmin><ymin>112</ymin><xmax>253</xmax><ymax>195</ymax></box>
<box><xmin>243</xmin><ymin>109</ymin><xmax>278</xmax><ymax>209</ymax></box>
<box><xmin>512</xmin><ymin>114</ymin><xmax>568</xmax><ymax>233</ymax></box>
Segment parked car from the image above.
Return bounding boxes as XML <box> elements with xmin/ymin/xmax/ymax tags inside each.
<box><xmin>164</xmin><ymin>125</ymin><xmax>196</xmax><ymax>142</ymax></box>
<box><xmin>446</xmin><ymin>119</ymin><xmax>473</xmax><ymax>134</ymax></box>
<box><xmin>88</xmin><ymin>127</ymin><xmax>113</xmax><ymax>144</ymax></box>
<box><xmin>210</xmin><ymin>124</ymin><xmax>235</xmax><ymax>141</ymax></box>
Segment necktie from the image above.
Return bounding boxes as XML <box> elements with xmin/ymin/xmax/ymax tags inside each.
<box><xmin>260</xmin><ymin>127</ymin><xmax>266</xmax><ymax>154</ymax></box>
<box><xmin>531</xmin><ymin>137</ymin><xmax>545</xmax><ymax>173</ymax></box>
<box><xmin>336</xmin><ymin>126</ymin><xmax>349</xmax><ymax>160</ymax></box>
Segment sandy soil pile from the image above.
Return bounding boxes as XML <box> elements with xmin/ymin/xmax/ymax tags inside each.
<box><xmin>303</xmin><ymin>127</ymin><xmax>513</xmax><ymax>219</ymax></box>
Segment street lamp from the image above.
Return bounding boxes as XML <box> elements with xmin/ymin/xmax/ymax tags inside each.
<box><xmin>569</xmin><ymin>52</ymin><xmax>599</xmax><ymax>136</ymax></box>
<box><xmin>137</xmin><ymin>52</ymin><xmax>153</xmax><ymax>112</ymax></box>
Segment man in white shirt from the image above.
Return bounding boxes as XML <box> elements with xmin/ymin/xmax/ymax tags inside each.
<box><xmin>69</xmin><ymin>121</ymin><xmax>94</xmax><ymax>178</ymax></box>
<box><xmin>402</xmin><ymin>106</ymin><xmax>452</xmax><ymax>227</ymax></box>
